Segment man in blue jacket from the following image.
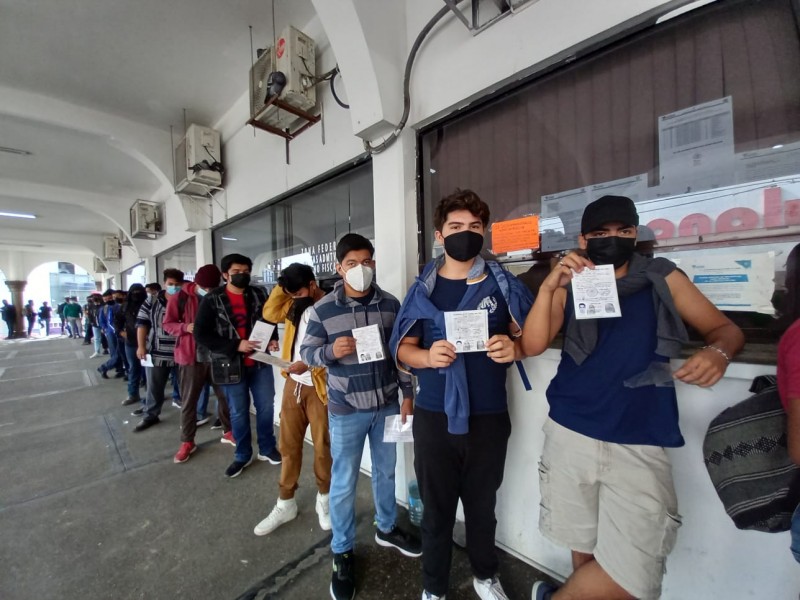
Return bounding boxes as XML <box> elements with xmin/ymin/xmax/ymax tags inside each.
<box><xmin>391</xmin><ymin>190</ymin><xmax>533</xmax><ymax>600</ymax></box>
<box><xmin>97</xmin><ymin>289</ymin><xmax>125</xmax><ymax>380</ymax></box>
<box><xmin>300</xmin><ymin>233</ymin><xmax>421</xmax><ymax>600</ymax></box>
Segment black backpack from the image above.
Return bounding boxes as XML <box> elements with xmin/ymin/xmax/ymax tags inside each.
<box><xmin>703</xmin><ymin>383</ymin><xmax>800</xmax><ymax>533</ymax></box>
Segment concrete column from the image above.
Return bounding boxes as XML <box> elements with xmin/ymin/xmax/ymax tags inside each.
<box><xmin>5</xmin><ymin>280</ymin><xmax>28</xmax><ymax>339</ymax></box>
<box><xmin>195</xmin><ymin>230</ymin><xmax>214</xmax><ymax>268</ymax></box>
<box><xmin>372</xmin><ymin>128</ymin><xmax>418</xmax><ymax>503</ymax></box>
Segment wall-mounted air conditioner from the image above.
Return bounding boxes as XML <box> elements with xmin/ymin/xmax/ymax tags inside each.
<box><xmin>175</xmin><ymin>124</ymin><xmax>223</xmax><ymax>196</ymax></box>
<box><xmin>93</xmin><ymin>257</ymin><xmax>108</xmax><ymax>273</ymax></box>
<box><xmin>103</xmin><ymin>236</ymin><xmax>122</xmax><ymax>261</ymax></box>
<box><xmin>130</xmin><ymin>200</ymin><xmax>165</xmax><ymax>239</ymax></box>
<box><xmin>249</xmin><ymin>26</ymin><xmax>316</xmax><ymax>131</ymax></box>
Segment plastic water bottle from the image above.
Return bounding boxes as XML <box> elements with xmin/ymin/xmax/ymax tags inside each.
<box><xmin>408</xmin><ymin>480</ymin><xmax>423</xmax><ymax>527</ymax></box>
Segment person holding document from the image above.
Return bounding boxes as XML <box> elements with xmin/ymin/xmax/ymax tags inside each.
<box><xmin>300</xmin><ymin>233</ymin><xmax>420</xmax><ymax>600</ymax></box>
<box><xmin>253</xmin><ymin>263</ymin><xmax>332</xmax><ymax>537</ymax></box>
<box><xmin>194</xmin><ymin>253</ymin><xmax>280</xmax><ymax>479</ymax></box>
<box><xmin>522</xmin><ymin>195</ymin><xmax>744</xmax><ymax>600</ymax></box>
<box><xmin>390</xmin><ymin>189</ymin><xmax>533</xmax><ymax>600</ymax></box>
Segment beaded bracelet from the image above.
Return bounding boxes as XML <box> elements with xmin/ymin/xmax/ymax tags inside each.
<box><xmin>702</xmin><ymin>345</ymin><xmax>731</xmax><ymax>363</ymax></box>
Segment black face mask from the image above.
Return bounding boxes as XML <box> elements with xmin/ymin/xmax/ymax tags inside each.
<box><xmin>105</xmin><ymin>299</ymin><xmax>115</xmax><ymax>305</ymax></box>
<box><xmin>443</xmin><ymin>230</ymin><xmax>484</xmax><ymax>262</ymax></box>
<box><xmin>585</xmin><ymin>236</ymin><xmax>637</xmax><ymax>269</ymax></box>
<box><xmin>230</xmin><ymin>273</ymin><xmax>251</xmax><ymax>289</ymax></box>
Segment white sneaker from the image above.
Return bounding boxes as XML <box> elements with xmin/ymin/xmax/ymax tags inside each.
<box><xmin>422</xmin><ymin>591</ymin><xmax>445</xmax><ymax>600</ymax></box>
<box><xmin>473</xmin><ymin>577</ymin><xmax>510</xmax><ymax>600</ymax></box>
<box><xmin>316</xmin><ymin>492</ymin><xmax>331</xmax><ymax>531</ymax></box>
<box><xmin>253</xmin><ymin>498</ymin><xmax>298</xmax><ymax>536</ymax></box>
<box><xmin>89</xmin><ymin>352</ymin><xmax>99</xmax><ymax>358</ymax></box>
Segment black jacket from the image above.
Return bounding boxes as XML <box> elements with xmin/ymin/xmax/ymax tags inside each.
<box><xmin>194</xmin><ymin>285</ymin><xmax>276</xmax><ymax>358</ymax></box>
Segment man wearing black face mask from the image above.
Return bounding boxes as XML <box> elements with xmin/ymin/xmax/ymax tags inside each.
<box><xmin>390</xmin><ymin>189</ymin><xmax>534</xmax><ymax>600</ymax></box>
<box><xmin>522</xmin><ymin>195</ymin><xmax>745</xmax><ymax>600</ymax></box>
<box><xmin>194</xmin><ymin>253</ymin><xmax>280</xmax><ymax>479</ymax></box>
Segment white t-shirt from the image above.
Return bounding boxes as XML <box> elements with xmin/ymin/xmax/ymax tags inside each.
<box><xmin>290</xmin><ymin>307</ymin><xmax>314</xmax><ymax>387</ymax></box>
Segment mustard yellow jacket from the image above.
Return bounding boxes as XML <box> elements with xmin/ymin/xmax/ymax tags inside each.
<box><xmin>262</xmin><ymin>285</ymin><xmax>328</xmax><ymax>404</ymax></box>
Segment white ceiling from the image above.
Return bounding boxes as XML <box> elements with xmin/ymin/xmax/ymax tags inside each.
<box><xmin>0</xmin><ymin>0</ymin><xmax>316</xmax><ymax>263</ymax></box>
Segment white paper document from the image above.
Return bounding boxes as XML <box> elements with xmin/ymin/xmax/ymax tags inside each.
<box><xmin>383</xmin><ymin>415</ymin><xmax>414</xmax><ymax>443</ymax></box>
<box><xmin>250</xmin><ymin>352</ymin><xmax>292</xmax><ymax>369</ymax></box>
<box><xmin>140</xmin><ymin>353</ymin><xmax>153</xmax><ymax>367</ymax></box>
<box><xmin>677</xmin><ymin>251</ymin><xmax>776</xmax><ymax>314</ymax></box>
<box><xmin>352</xmin><ymin>324</ymin><xmax>386</xmax><ymax>364</ymax></box>
<box><xmin>658</xmin><ymin>96</ymin><xmax>735</xmax><ymax>192</ymax></box>
<box><xmin>444</xmin><ymin>310</ymin><xmax>489</xmax><ymax>352</ymax></box>
<box><xmin>571</xmin><ymin>264</ymin><xmax>622</xmax><ymax>320</ymax></box>
<box><xmin>249</xmin><ymin>321</ymin><xmax>276</xmax><ymax>352</ymax></box>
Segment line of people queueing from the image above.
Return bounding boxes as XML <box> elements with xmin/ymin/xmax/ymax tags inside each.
<box><xmin>93</xmin><ymin>190</ymin><xmax>747</xmax><ymax>600</ymax></box>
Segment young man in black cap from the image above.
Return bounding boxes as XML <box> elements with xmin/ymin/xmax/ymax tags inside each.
<box><xmin>523</xmin><ymin>195</ymin><xmax>745</xmax><ymax>600</ymax></box>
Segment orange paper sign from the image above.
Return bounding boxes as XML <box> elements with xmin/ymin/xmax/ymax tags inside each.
<box><xmin>491</xmin><ymin>215</ymin><xmax>540</xmax><ymax>254</ymax></box>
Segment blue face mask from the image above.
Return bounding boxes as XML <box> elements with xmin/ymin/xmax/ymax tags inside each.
<box><xmin>166</xmin><ymin>285</ymin><xmax>180</xmax><ymax>296</ymax></box>
<box><xmin>196</xmin><ymin>287</ymin><xmax>208</xmax><ymax>297</ymax></box>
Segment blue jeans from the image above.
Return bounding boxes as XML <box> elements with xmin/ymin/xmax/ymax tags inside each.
<box><xmin>197</xmin><ymin>383</ymin><xmax>210</xmax><ymax>420</ymax></box>
<box><xmin>170</xmin><ymin>366</ymin><xmax>181</xmax><ymax>402</ymax></box>
<box><xmin>124</xmin><ymin>344</ymin><xmax>142</xmax><ymax>401</ymax></box>
<box><xmin>791</xmin><ymin>503</ymin><xmax>800</xmax><ymax>563</ymax></box>
<box><xmin>328</xmin><ymin>402</ymin><xmax>400</xmax><ymax>554</ymax></box>
<box><xmin>91</xmin><ymin>326</ymin><xmax>102</xmax><ymax>354</ymax></box>
<box><xmin>221</xmin><ymin>364</ymin><xmax>276</xmax><ymax>463</ymax></box>
<box><xmin>100</xmin><ymin>330</ymin><xmax>123</xmax><ymax>374</ymax></box>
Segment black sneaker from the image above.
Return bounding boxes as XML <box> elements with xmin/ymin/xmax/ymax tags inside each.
<box><xmin>114</xmin><ymin>371</ymin><xmax>126</xmax><ymax>379</ymax></box>
<box><xmin>131</xmin><ymin>407</ymin><xmax>145</xmax><ymax>416</ymax></box>
<box><xmin>224</xmin><ymin>458</ymin><xmax>253</xmax><ymax>478</ymax></box>
<box><xmin>210</xmin><ymin>419</ymin><xmax>223</xmax><ymax>430</ymax></box>
<box><xmin>375</xmin><ymin>525</ymin><xmax>422</xmax><ymax>558</ymax></box>
<box><xmin>257</xmin><ymin>448</ymin><xmax>282</xmax><ymax>464</ymax></box>
<box><xmin>97</xmin><ymin>367</ymin><xmax>109</xmax><ymax>380</ymax></box>
<box><xmin>330</xmin><ymin>551</ymin><xmax>355</xmax><ymax>600</ymax></box>
<box><xmin>134</xmin><ymin>418</ymin><xmax>159</xmax><ymax>432</ymax></box>
<box><xmin>121</xmin><ymin>396</ymin><xmax>139</xmax><ymax>406</ymax></box>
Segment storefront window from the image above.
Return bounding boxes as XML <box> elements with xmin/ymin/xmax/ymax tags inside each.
<box><xmin>156</xmin><ymin>238</ymin><xmax>197</xmax><ymax>282</ymax></box>
<box><xmin>213</xmin><ymin>163</ymin><xmax>373</xmax><ymax>285</ymax></box>
<box><xmin>420</xmin><ymin>0</ymin><xmax>800</xmax><ymax>344</ymax></box>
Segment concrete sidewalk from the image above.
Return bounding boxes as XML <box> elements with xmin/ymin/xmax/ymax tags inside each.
<box><xmin>0</xmin><ymin>336</ymin><xmax>548</xmax><ymax>600</ymax></box>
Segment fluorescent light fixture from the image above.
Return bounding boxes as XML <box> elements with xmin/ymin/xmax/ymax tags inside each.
<box><xmin>656</xmin><ymin>0</ymin><xmax>718</xmax><ymax>24</ymax></box>
<box><xmin>0</xmin><ymin>146</ymin><xmax>33</xmax><ymax>156</ymax></box>
<box><xmin>221</xmin><ymin>236</ymin><xmax>238</xmax><ymax>241</ymax></box>
<box><xmin>0</xmin><ymin>211</ymin><xmax>36</xmax><ymax>219</ymax></box>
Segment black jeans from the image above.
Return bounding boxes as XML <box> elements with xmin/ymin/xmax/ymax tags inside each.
<box><xmin>413</xmin><ymin>406</ymin><xmax>512</xmax><ymax>596</ymax></box>
<box><xmin>143</xmin><ymin>364</ymin><xmax>172</xmax><ymax>421</ymax></box>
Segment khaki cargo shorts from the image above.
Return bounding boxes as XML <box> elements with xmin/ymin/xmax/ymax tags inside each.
<box><xmin>538</xmin><ymin>418</ymin><xmax>682</xmax><ymax>600</ymax></box>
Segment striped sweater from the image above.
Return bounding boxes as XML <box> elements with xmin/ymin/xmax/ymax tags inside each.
<box><xmin>300</xmin><ymin>281</ymin><xmax>412</xmax><ymax>415</ymax></box>
<box><xmin>136</xmin><ymin>292</ymin><xmax>176</xmax><ymax>367</ymax></box>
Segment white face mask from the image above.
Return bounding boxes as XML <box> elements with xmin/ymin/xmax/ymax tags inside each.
<box><xmin>343</xmin><ymin>264</ymin><xmax>374</xmax><ymax>293</ymax></box>
<box><xmin>196</xmin><ymin>287</ymin><xmax>208</xmax><ymax>297</ymax></box>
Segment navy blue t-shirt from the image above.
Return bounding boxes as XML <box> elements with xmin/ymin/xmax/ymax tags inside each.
<box><xmin>409</xmin><ymin>275</ymin><xmax>511</xmax><ymax>414</ymax></box>
<box><xmin>547</xmin><ymin>287</ymin><xmax>684</xmax><ymax>447</ymax></box>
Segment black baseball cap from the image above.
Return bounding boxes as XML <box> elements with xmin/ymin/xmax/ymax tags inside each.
<box><xmin>581</xmin><ymin>195</ymin><xmax>639</xmax><ymax>234</ymax></box>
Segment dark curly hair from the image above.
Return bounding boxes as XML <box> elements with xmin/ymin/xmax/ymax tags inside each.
<box><xmin>433</xmin><ymin>189</ymin><xmax>490</xmax><ymax>232</ymax></box>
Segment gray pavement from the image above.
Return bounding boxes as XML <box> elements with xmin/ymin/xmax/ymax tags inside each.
<box><xmin>0</xmin><ymin>336</ymin><xmax>548</xmax><ymax>600</ymax></box>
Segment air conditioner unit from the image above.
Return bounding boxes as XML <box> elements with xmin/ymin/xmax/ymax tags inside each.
<box><xmin>249</xmin><ymin>26</ymin><xmax>316</xmax><ymax>130</ymax></box>
<box><xmin>93</xmin><ymin>257</ymin><xmax>108</xmax><ymax>273</ymax></box>
<box><xmin>175</xmin><ymin>124</ymin><xmax>223</xmax><ymax>195</ymax></box>
<box><xmin>130</xmin><ymin>200</ymin><xmax>165</xmax><ymax>239</ymax></box>
<box><xmin>103</xmin><ymin>236</ymin><xmax>122</xmax><ymax>261</ymax></box>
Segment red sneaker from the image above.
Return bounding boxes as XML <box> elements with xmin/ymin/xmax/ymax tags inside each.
<box><xmin>220</xmin><ymin>431</ymin><xmax>236</xmax><ymax>447</ymax></box>
<box><xmin>173</xmin><ymin>441</ymin><xmax>196</xmax><ymax>463</ymax></box>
